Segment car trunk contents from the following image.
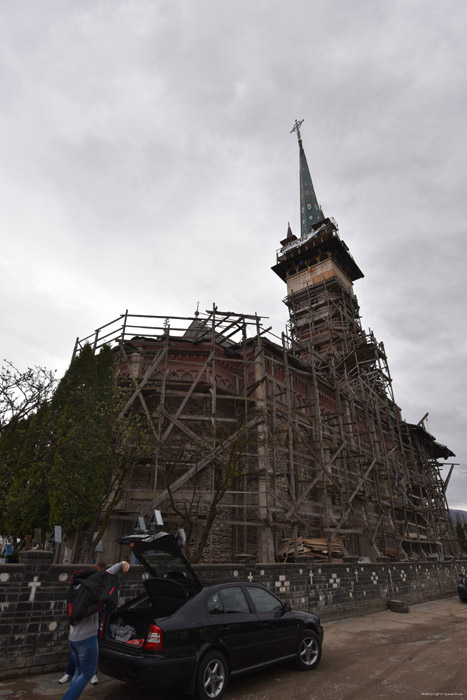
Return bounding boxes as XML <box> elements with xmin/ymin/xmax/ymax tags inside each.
<box><xmin>110</xmin><ymin>617</ymin><xmax>138</xmax><ymax>643</ymax></box>
<box><xmin>107</xmin><ymin>610</ymin><xmax>151</xmax><ymax>646</ymax></box>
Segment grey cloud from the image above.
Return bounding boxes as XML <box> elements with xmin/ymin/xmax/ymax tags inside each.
<box><xmin>1</xmin><ymin>0</ymin><xmax>466</xmax><ymax>507</ymax></box>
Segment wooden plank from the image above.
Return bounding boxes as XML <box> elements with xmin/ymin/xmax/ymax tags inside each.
<box><xmin>118</xmin><ymin>344</ymin><xmax>169</xmax><ymax>420</ymax></box>
<box><xmin>285</xmin><ymin>442</ymin><xmax>347</xmax><ymax>519</ymax></box>
<box><xmin>151</xmin><ymin>415</ymin><xmax>263</xmax><ymax>508</ymax></box>
<box><xmin>160</xmin><ymin>347</ymin><xmax>216</xmax><ymax>444</ymax></box>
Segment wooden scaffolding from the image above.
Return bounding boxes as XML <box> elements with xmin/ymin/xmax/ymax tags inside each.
<box><xmin>73</xmin><ymin>295</ymin><xmax>457</xmax><ymax>563</ymax></box>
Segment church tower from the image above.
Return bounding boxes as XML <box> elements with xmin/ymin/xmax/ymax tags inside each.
<box><xmin>269</xmin><ymin>120</ymin><xmax>457</xmax><ymax>562</ymax></box>
<box><xmin>272</xmin><ymin>119</ymin><xmax>366</xmax><ymax>378</ymax></box>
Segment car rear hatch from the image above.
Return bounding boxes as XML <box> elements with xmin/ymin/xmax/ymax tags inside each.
<box><xmin>102</xmin><ymin>531</ymin><xmax>202</xmax><ymax>650</ymax></box>
<box><xmin>120</xmin><ymin>531</ymin><xmax>202</xmax><ymax>595</ymax></box>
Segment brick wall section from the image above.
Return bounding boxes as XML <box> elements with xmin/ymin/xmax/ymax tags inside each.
<box><xmin>0</xmin><ymin>551</ymin><xmax>463</xmax><ymax>679</ymax></box>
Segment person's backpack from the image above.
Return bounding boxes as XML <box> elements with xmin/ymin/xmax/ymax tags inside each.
<box><xmin>66</xmin><ymin>568</ymin><xmax>119</xmax><ymax>625</ymax></box>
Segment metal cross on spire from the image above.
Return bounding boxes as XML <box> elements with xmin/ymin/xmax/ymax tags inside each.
<box><xmin>290</xmin><ymin>118</ymin><xmax>305</xmax><ymax>141</ymax></box>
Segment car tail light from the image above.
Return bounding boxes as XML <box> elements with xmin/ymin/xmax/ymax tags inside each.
<box><xmin>144</xmin><ymin>624</ymin><xmax>163</xmax><ymax>651</ymax></box>
<box><xmin>126</xmin><ymin>638</ymin><xmax>144</xmax><ymax>647</ymax></box>
<box><xmin>98</xmin><ymin>614</ymin><xmax>106</xmax><ymax>639</ymax></box>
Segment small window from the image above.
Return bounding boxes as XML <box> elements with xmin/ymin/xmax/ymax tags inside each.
<box><xmin>207</xmin><ymin>592</ymin><xmax>224</xmax><ymax>615</ymax></box>
<box><xmin>247</xmin><ymin>586</ymin><xmax>283</xmax><ymax>613</ymax></box>
<box><xmin>217</xmin><ymin>587</ymin><xmax>250</xmax><ymax>614</ymax></box>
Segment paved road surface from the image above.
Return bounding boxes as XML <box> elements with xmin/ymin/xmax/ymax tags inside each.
<box><xmin>1</xmin><ymin>596</ymin><xmax>466</xmax><ymax>699</ymax></box>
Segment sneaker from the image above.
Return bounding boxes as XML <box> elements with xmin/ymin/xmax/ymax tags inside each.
<box><xmin>91</xmin><ymin>674</ymin><xmax>99</xmax><ymax>685</ymax></box>
<box><xmin>58</xmin><ymin>674</ymin><xmax>72</xmax><ymax>684</ymax></box>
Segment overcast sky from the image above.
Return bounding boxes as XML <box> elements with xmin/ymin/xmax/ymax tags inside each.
<box><xmin>1</xmin><ymin>1</ymin><xmax>466</xmax><ymax>508</ymax></box>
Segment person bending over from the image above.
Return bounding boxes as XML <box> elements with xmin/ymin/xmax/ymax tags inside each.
<box><xmin>58</xmin><ymin>559</ymin><xmax>110</xmax><ymax>686</ymax></box>
<box><xmin>61</xmin><ymin>560</ymin><xmax>130</xmax><ymax>700</ymax></box>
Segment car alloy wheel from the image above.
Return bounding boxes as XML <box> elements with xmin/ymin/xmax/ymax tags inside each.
<box><xmin>203</xmin><ymin>658</ymin><xmax>225</xmax><ymax>698</ymax></box>
<box><xmin>197</xmin><ymin>650</ymin><xmax>228</xmax><ymax>700</ymax></box>
<box><xmin>295</xmin><ymin>630</ymin><xmax>321</xmax><ymax>670</ymax></box>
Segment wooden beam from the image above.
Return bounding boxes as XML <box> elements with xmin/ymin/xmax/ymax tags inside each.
<box><xmin>160</xmin><ymin>347</ymin><xmax>216</xmax><ymax>444</ymax></box>
<box><xmin>117</xmin><ymin>344</ymin><xmax>169</xmax><ymax>420</ymax></box>
<box><xmin>151</xmin><ymin>415</ymin><xmax>263</xmax><ymax>508</ymax></box>
<box><xmin>329</xmin><ymin>459</ymin><xmax>377</xmax><ymax>540</ymax></box>
<box><xmin>157</xmin><ymin>405</ymin><xmax>206</xmax><ymax>448</ymax></box>
<box><xmin>117</xmin><ymin>343</ymin><xmax>160</xmax><ymax>441</ymax></box>
<box><xmin>286</xmin><ymin>442</ymin><xmax>348</xmax><ymax>521</ymax></box>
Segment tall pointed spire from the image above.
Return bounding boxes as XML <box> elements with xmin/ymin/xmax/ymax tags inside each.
<box><xmin>290</xmin><ymin>119</ymin><xmax>324</xmax><ymax>237</ymax></box>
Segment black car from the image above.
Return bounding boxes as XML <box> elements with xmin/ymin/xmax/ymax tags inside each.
<box><xmin>457</xmin><ymin>573</ymin><xmax>467</xmax><ymax>602</ymax></box>
<box><xmin>99</xmin><ymin>532</ymin><xmax>323</xmax><ymax>700</ymax></box>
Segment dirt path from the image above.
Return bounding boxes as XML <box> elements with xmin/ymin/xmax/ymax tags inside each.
<box><xmin>1</xmin><ymin>596</ymin><xmax>465</xmax><ymax>699</ymax></box>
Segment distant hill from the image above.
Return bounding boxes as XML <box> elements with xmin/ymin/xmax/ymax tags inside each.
<box><xmin>450</xmin><ymin>509</ymin><xmax>467</xmax><ymax>523</ymax></box>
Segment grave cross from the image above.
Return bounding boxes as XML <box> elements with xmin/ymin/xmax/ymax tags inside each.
<box><xmin>28</xmin><ymin>575</ymin><xmax>41</xmax><ymax>602</ymax></box>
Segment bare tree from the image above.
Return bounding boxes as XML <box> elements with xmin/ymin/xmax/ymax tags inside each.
<box><xmin>164</xmin><ymin>415</ymin><xmax>260</xmax><ymax>563</ymax></box>
<box><xmin>82</xmin><ymin>408</ymin><xmax>153</xmax><ymax>562</ymax></box>
<box><xmin>0</xmin><ymin>360</ymin><xmax>56</xmax><ymax>434</ymax></box>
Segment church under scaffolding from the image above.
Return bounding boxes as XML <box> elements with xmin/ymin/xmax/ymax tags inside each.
<box><xmin>73</xmin><ymin>123</ymin><xmax>457</xmax><ymax>564</ymax></box>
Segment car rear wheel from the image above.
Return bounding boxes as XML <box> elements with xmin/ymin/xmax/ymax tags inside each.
<box><xmin>295</xmin><ymin>629</ymin><xmax>321</xmax><ymax>670</ymax></box>
<box><xmin>196</xmin><ymin>650</ymin><xmax>229</xmax><ymax>700</ymax></box>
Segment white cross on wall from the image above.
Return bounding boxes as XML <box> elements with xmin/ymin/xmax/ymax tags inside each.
<box><xmin>309</xmin><ymin>571</ymin><xmax>313</xmax><ymax>585</ymax></box>
<box><xmin>28</xmin><ymin>575</ymin><xmax>41</xmax><ymax>602</ymax></box>
<box><xmin>247</xmin><ymin>572</ymin><xmax>254</xmax><ymax>582</ymax></box>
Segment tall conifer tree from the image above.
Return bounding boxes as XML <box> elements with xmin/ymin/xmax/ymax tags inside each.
<box><xmin>48</xmin><ymin>344</ymin><xmax>115</xmax><ymax>534</ymax></box>
<box><xmin>1</xmin><ymin>344</ymin><xmax>145</xmax><ymax>559</ymax></box>
<box><xmin>3</xmin><ymin>404</ymin><xmax>51</xmax><ymax>534</ymax></box>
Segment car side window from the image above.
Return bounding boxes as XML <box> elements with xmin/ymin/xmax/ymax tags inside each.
<box><xmin>247</xmin><ymin>586</ymin><xmax>283</xmax><ymax>613</ymax></box>
<box><xmin>217</xmin><ymin>587</ymin><xmax>250</xmax><ymax>614</ymax></box>
<box><xmin>207</xmin><ymin>592</ymin><xmax>224</xmax><ymax>615</ymax></box>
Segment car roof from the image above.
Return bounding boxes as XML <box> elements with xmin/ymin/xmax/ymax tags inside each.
<box><xmin>200</xmin><ymin>581</ymin><xmax>273</xmax><ymax>594</ymax></box>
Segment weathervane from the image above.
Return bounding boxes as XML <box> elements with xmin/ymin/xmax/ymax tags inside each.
<box><xmin>290</xmin><ymin>118</ymin><xmax>305</xmax><ymax>141</ymax></box>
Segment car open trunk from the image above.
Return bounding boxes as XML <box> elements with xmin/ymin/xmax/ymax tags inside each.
<box><xmin>119</xmin><ymin>531</ymin><xmax>202</xmax><ymax>595</ymax></box>
<box><xmin>105</xmin><ymin>578</ymin><xmax>189</xmax><ymax>646</ymax></box>
<box><xmin>103</xmin><ymin>531</ymin><xmax>202</xmax><ymax>648</ymax></box>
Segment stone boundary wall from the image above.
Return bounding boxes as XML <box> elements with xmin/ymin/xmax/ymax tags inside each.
<box><xmin>0</xmin><ymin>551</ymin><xmax>463</xmax><ymax>680</ymax></box>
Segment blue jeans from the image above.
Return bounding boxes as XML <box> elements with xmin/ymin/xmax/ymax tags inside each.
<box><xmin>65</xmin><ymin>651</ymin><xmax>75</xmax><ymax>676</ymax></box>
<box><xmin>61</xmin><ymin>635</ymin><xmax>98</xmax><ymax>700</ymax></box>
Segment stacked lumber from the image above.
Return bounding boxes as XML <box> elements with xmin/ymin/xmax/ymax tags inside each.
<box><xmin>278</xmin><ymin>536</ymin><xmax>344</xmax><ymax>562</ymax></box>
<box><xmin>381</xmin><ymin>548</ymin><xmax>399</xmax><ymax>560</ymax></box>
